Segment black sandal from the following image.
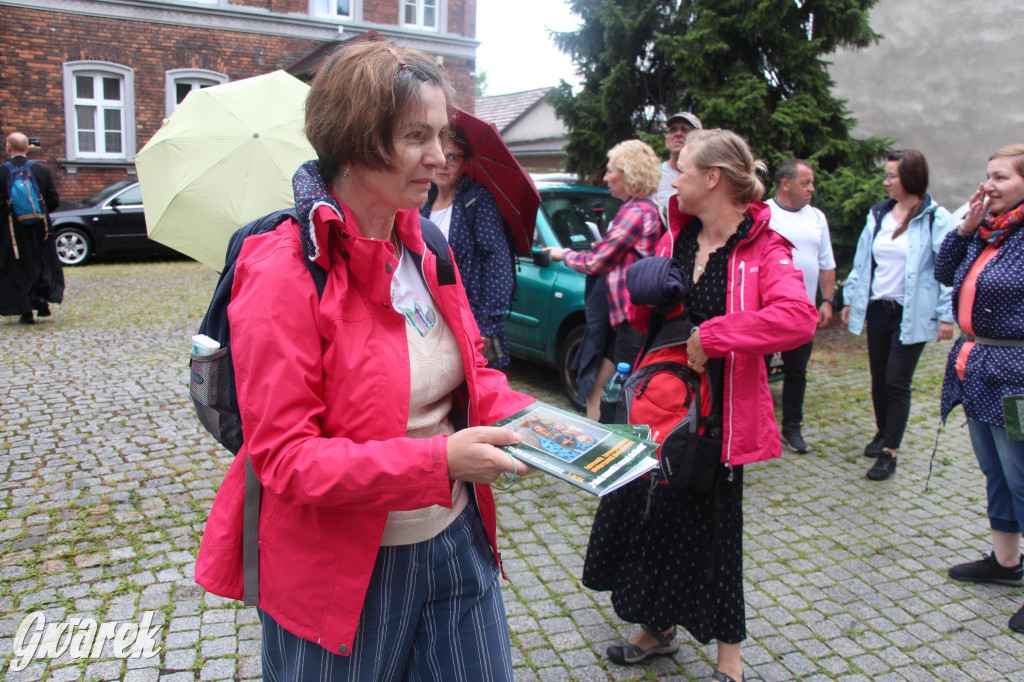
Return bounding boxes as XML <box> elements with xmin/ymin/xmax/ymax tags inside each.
<box><xmin>711</xmin><ymin>670</ymin><xmax>745</xmax><ymax>682</ymax></box>
<box><xmin>606</xmin><ymin>624</ymin><xmax>678</xmax><ymax>665</ymax></box>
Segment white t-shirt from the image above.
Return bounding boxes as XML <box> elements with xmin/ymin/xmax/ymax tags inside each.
<box><xmin>656</xmin><ymin>161</ymin><xmax>679</xmax><ymax>209</ymax></box>
<box><xmin>430</xmin><ymin>206</ymin><xmax>454</xmax><ymax>240</ymax></box>
<box><xmin>870</xmin><ymin>211</ymin><xmax>908</xmax><ymax>304</ymax></box>
<box><xmin>767</xmin><ymin>197</ymin><xmax>836</xmax><ymax>303</ymax></box>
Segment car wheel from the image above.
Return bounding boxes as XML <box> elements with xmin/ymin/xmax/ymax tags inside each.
<box><xmin>557</xmin><ymin>324</ymin><xmax>585</xmax><ymax>411</ymax></box>
<box><xmin>55</xmin><ymin>227</ymin><xmax>92</xmax><ymax>265</ymax></box>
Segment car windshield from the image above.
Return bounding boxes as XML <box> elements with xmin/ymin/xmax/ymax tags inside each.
<box><xmin>82</xmin><ymin>180</ymin><xmax>138</xmax><ymax>206</ymax></box>
<box><xmin>540</xmin><ymin>191</ymin><xmax>624</xmax><ymax>250</ymax></box>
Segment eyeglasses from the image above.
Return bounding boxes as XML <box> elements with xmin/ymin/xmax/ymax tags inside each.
<box><xmin>667</xmin><ymin>124</ymin><xmax>695</xmax><ymax>135</ymax></box>
<box><xmin>445</xmin><ymin>152</ymin><xmax>464</xmax><ymax>164</ymax></box>
<box><xmin>882</xmin><ymin>173</ymin><xmax>899</xmax><ymax>181</ymax></box>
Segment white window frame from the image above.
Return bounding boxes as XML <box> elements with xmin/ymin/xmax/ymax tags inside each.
<box><xmin>311</xmin><ymin>0</ymin><xmax>359</xmax><ymax>21</ymax></box>
<box><xmin>402</xmin><ymin>0</ymin><xmax>442</xmax><ymax>31</ymax></box>
<box><xmin>62</xmin><ymin>61</ymin><xmax>135</xmax><ymax>162</ymax></box>
<box><xmin>165</xmin><ymin>69</ymin><xmax>229</xmax><ymax>116</ymax></box>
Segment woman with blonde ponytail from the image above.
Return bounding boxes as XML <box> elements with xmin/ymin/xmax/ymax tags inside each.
<box><xmin>582</xmin><ymin>129</ymin><xmax>818</xmax><ymax>681</ymax></box>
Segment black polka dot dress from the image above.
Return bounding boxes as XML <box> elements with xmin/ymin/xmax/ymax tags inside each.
<box><xmin>582</xmin><ymin>218</ymin><xmax>752</xmax><ymax>646</ymax></box>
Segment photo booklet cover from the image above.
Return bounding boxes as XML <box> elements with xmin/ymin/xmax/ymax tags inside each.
<box><xmin>491</xmin><ymin>401</ymin><xmax>660</xmax><ymax>496</ymax></box>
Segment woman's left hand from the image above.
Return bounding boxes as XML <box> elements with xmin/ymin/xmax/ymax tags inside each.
<box><xmin>938</xmin><ymin>322</ymin><xmax>955</xmax><ymax>341</ymax></box>
<box><xmin>686</xmin><ymin>327</ymin><xmax>708</xmax><ymax>373</ymax></box>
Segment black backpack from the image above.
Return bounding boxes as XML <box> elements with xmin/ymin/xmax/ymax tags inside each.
<box><xmin>189</xmin><ymin>208</ymin><xmax>453</xmax><ymax>605</ymax></box>
<box><xmin>189</xmin><ymin>208</ymin><xmax>318</xmax><ymax>454</ymax></box>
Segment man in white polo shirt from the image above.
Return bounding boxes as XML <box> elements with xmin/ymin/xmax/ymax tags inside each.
<box><xmin>655</xmin><ymin>111</ymin><xmax>702</xmax><ymax>209</ymax></box>
<box><xmin>766</xmin><ymin>158</ymin><xmax>836</xmax><ymax>454</ymax></box>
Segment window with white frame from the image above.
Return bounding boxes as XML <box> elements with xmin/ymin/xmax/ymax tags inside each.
<box><xmin>403</xmin><ymin>0</ymin><xmax>439</xmax><ymax>30</ymax></box>
<box><xmin>312</xmin><ymin>0</ymin><xmax>354</xmax><ymax>19</ymax></box>
<box><xmin>165</xmin><ymin>69</ymin><xmax>229</xmax><ymax>116</ymax></box>
<box><xmin>62</xmin><ymin>62</ymin><xmax>135</xmax><ymax>162</ymax></box>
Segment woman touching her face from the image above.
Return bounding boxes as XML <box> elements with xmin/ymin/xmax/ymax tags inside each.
<box><xmin>936</xmin><ymin>144</ymin><xmax>1024</xmax><ymax>636</ymax></box>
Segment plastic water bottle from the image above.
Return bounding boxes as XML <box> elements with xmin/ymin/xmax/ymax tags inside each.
<box><xmin>601</xmin><ymin>362</ymin><xmax>631</xmax><ymax>405</ymax></box>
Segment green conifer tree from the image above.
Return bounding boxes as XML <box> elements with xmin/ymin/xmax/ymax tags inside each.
<box><xmin>549</xmin><ymin>0</ymin><xmax>891</xmax><ymax>260</ymax></box>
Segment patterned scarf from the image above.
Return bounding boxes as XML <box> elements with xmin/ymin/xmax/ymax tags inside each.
<box><xmin>978</xmin><ymin>199</ymin><xmax>1024</xmax><ymax>247</ymax></box>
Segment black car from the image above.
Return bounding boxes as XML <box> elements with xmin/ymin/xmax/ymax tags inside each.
<box><xmin>50</xmin><ymin>179</ymin><xmax>179</xmax><ymax>265</ymax></box>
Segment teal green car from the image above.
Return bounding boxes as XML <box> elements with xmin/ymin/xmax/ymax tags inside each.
<box><xmin>504</xmin><ymin>178</ymin><xmax>624</xmax><ymax>409</ymax></box>
<box><xmin>504</xmin><ymin>177</ymin><xmax>783</xmax><ymax>409</ymax></box>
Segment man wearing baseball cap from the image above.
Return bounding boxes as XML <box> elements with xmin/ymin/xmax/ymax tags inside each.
<box><xmin>655</xmin><ymin>111</ymin><xmax>702</xmax><ymax>209</ymax></box>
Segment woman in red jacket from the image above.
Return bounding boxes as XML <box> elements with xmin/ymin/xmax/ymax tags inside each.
<box><xmin>194</xmin><ymin>42</ymin><xmax>535</xmax><ymax>680</ymax></box>
<box><xmin>583</xmin><ymin>129</ymin><xmax>818</xmax><ymax>681</ymax></box>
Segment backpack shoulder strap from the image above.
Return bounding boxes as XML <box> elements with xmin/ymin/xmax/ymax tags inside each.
<box><xmin>420</xmin><ymin>215</ymin><xmax>456</xmax><ymax>286</ymax></box>
<box><xmin>237</xmin><ymin>206</ymin><xmax>321</xmax><ymax>607</ymax></box>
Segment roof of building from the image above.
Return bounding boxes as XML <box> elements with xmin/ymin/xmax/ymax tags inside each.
<box><xmin>474</xmin><ymin>87</ymin><xmax>553</xmax><ymax>132</ymax></box>
<box><xmin>286</xmin><ymin>30</ymin><xmax>384</xmax><ymax>79</ymax></box>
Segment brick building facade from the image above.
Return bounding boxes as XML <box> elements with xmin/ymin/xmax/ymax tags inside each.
<box><xmin>0</xmin><ymin>0</ymin><xmax>479</xmax><ymax>202</ymax></box>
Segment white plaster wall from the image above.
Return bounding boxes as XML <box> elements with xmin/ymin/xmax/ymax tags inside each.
<box><xmin>502</xmin><ymin>102</ymin><xmax>566</xmax><ymax>144</ymax></box>
<box><xmin>828</xmin><ymin>0</ymin><xmax>1024</xmax><ymax>209</ymax></box>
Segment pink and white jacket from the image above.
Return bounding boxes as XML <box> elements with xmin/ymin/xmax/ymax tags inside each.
<box><xmin>630</xmin><ymin>200</ymin><xmax>818</xmax><ymax>466</ymax></box>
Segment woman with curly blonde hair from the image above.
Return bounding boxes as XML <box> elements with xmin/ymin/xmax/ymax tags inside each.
<box><xmin>545</xmin><ymin>139</ymin><xmax>663</xmax><ymax>420</ymax></box>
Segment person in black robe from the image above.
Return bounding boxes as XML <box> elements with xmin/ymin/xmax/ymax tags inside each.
<box><xmin>0</xmin><ymin>132</ymin><xmax>64</xmax><ymax>324</ymax></box>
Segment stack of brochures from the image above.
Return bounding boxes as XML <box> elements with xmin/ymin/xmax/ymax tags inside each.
<box><xmin>492</xmin><ymin>401</ymin><xmax>660</xmax><ymax>497</ymax></box>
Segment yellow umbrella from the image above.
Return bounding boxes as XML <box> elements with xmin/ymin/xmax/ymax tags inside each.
<box><xmin>135</xmin><ymin>70</ymin><xmax>315</xmax><ymax>270</ymax></box>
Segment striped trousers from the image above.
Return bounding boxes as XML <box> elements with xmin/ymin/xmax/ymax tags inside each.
<box><xmin>259</xmin><ymin>499</ymin><xmax>514</xmax><ymax>681</ymax></box>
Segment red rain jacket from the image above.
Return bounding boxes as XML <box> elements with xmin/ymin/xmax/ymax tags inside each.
<box><xmin>194</xmin><ymin>203</ymin><xmax>533</xmax><ymax>656</ymax></box>
<box><xmin>630</xmin><ymin>200</ymin><xmax>818</xmax><ymax>467</ymax></box>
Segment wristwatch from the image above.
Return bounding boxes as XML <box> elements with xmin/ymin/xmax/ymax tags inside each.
<box><xmin>822</xmin><ymin>298</ymin><xmax>835</xmax><ymax>306</ymax></box>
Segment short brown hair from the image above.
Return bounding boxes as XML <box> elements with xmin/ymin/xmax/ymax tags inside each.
<box><xmin>607</xmin><ymin>140</ymin><xmax>660</xmax><ymax>197</ymax></box>
<box><xmin>990</xmin><ymin>144</ymin><xmax>1024</xmax><ymax>179</ymax></box>
<box><xmin>686</xmin><ymin>129</ymin><xmax>767</xmax><ymax>206</ymax></box>
<box><xmin>305</xmin><ymin>42</ymin><xmax>455</xmax><ymax>181</ymax></box>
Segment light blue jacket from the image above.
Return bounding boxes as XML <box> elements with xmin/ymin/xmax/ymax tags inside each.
<box><xmin>844</xmin><ymin>194</ymin><xmax>955</xmax><ymax>344</ymax></box>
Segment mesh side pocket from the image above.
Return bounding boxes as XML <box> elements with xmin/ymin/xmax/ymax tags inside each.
<box><xmin>190</xmin><ymin>346</ymin><xmax>243</xmax><ymax>453</ymax></box>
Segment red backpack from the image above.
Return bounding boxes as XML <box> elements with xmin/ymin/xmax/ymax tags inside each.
<box><xmin>615</xmin><ymin>314</ymin><xmax>724</xmax><ymax>493</ymax></box>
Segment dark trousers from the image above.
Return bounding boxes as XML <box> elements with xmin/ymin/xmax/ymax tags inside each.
<box><xmin>764</xmin><ymin>340</ymin><xmax>814</xmax><ymax>427</ymax></box>
<box><xmin>865</xmin><ymin>300</ymin><xmax>926</xmax><ymax>451</ymax></box>
<box><xmin>258</xmin><ymin>499</ymin><xmax>513</xmax><ymax>681</ymax></box>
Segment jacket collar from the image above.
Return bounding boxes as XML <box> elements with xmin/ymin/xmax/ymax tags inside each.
<box><xmin>870</xmin><ymin>193</ymin><xmax>936</xmax><ymax>225</ymax></box>
<box><xmin>664</xmin><ymin>199</ymin><xmax>771</xmax><ymax>255</ymax></box>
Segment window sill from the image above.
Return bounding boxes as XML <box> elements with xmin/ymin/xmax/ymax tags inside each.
<box><xmin>58</xmin><ymin>159</ymin><xmax>137</xmax><ymax>175</ymax></box>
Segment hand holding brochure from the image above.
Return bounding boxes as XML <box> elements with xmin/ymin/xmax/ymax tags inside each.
<box><xmin>491</xmin><ymin>402</ymin><xmax>659</xmax><ymax>496</ymax></box>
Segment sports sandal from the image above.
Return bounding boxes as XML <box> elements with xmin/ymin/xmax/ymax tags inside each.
<box><xmin>606</xmin><ymin>624</ymin><xmax>678</xmax><ymax>665</ymax></box>
<box><xmin>711</xmin><ymin>670</ymin><xmax>746</xmax><ymax>682</ymax></box>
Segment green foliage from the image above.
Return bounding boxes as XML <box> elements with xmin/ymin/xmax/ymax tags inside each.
<box><xmin>549</xmin><ymin>0</ymin><xmax>892</xmax><ymax>252</ymax></box>
<box><xmin>475</xmin><ymin>70</ymin><xmax>489</xmax><ymax>97</ymax></box>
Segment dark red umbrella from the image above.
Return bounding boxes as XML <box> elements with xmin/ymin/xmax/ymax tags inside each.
<box><xmin>453</xmin><ymin>107</ymin><xmax>540</xmax><ymax>255</ymax></box>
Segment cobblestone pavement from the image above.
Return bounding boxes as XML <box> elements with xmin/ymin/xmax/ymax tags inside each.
<box><xmin>1</xmin><ymin>260</ymin><xmax>1022</xmax><ymax>681</ymax></box>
